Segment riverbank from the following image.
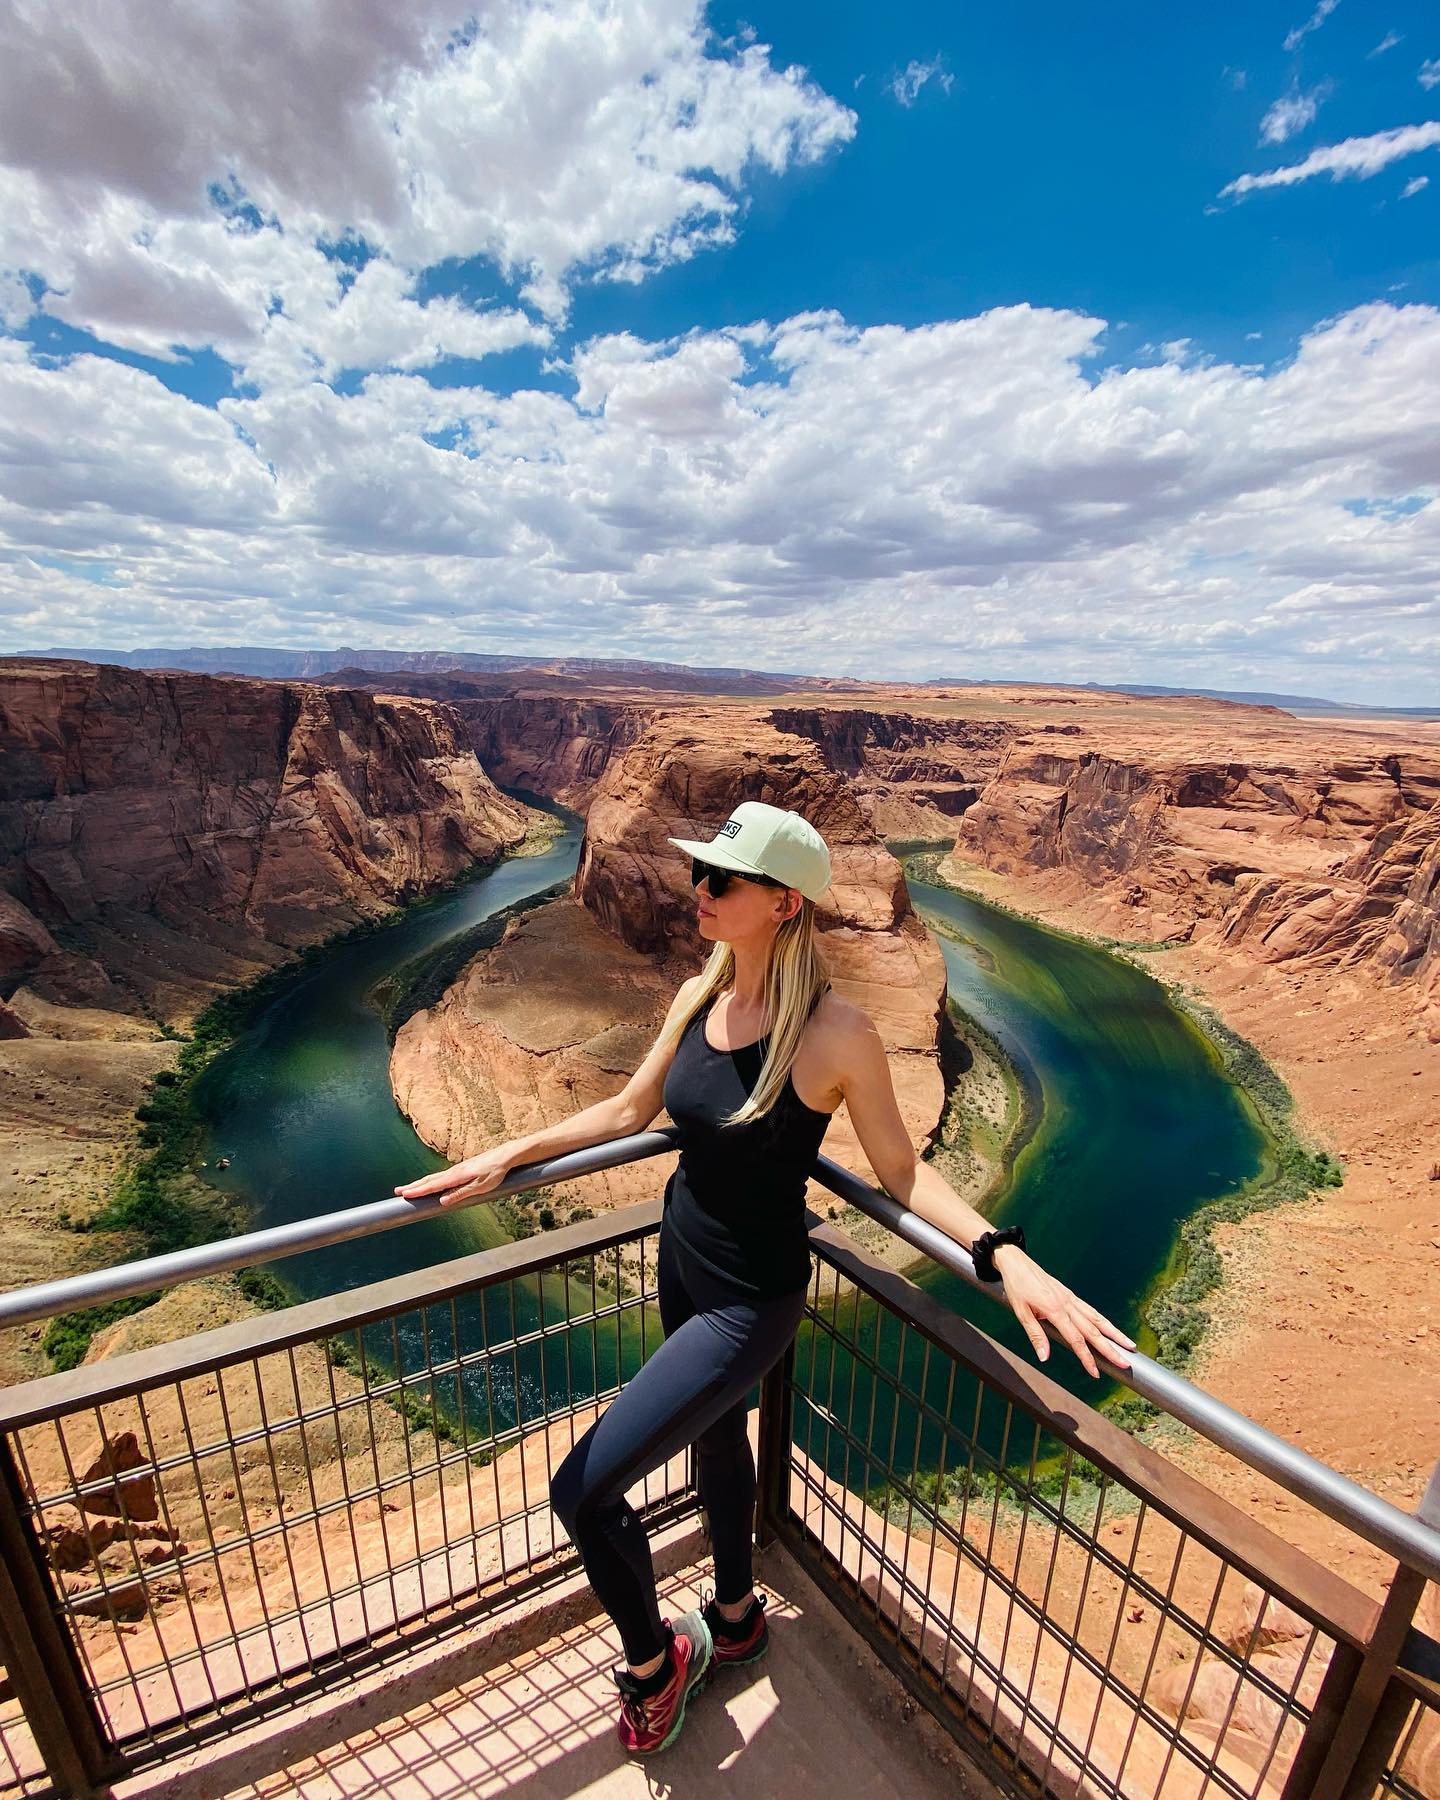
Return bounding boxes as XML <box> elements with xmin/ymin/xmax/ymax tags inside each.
<box><xmin>932</xmin><ymin>849</ymin><xmax>1440</xmax><ymax>1598</ymax></box>
<box><xmin>15</xmin><ymin>807</ymin><xmax>568</xmax><ymax>1376</ymax></box>
<box><xmin>910</xmin><ymin>848</ymin><xmax>1338</xmax><ymax>1386</ymax></box>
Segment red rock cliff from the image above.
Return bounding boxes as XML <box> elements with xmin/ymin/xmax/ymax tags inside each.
<box><xmin>310</xmin><ymin>671</ymin><xmax>670</xmax><ymax>813</ymax></box>
<box><xmin>765</xmin><ymin>706</ymin><xmax>1014</xmax><ymax>838</ymax></box>
<box><xmin>0</xmin><ymin>658</ymin><xmax>531</xmax><ymax>1022</ymax></box>
<box><xmin>956</xmin><ymin>722</ymin><xmax>1440</xmax><ymax>1034</ymax></box>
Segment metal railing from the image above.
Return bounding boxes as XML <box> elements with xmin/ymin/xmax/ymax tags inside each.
<box><xmin>0</xmin><ymin>1133</ymin><xmax>1434</xmax><ymax>1798</ymax></box>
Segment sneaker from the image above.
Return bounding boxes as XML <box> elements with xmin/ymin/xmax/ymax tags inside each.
<box><xmin>700</xmin><ymin>1584</ymin><xmax>770</xmax><ymax>1667</ymax></box>
<box><xmin>612</xmin><ymin>1609</ymin><xmax>713</xmax><ymax>1756</ymax></box>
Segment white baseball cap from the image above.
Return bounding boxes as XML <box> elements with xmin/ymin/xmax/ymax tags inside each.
<box><xmin>668</xmin><ymin>801</ymin><xmax>832</xmax><ymax>902</ymax></box>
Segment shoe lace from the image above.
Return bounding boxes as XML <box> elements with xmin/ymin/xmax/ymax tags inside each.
<box><xmin>620</xmin><ymin>1686</ymin><xmax>658</xmax><ymax>1734</ymax></box>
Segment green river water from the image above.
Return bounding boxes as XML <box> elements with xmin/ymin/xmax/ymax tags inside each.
<box><xmin>191</xmin><ymin>816</ymin><xmax>1271</xmax><ymax>1481</ymax></box>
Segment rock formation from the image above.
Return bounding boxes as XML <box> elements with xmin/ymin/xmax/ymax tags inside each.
<box><xmin>955</xmin><ymin>722</ymin><xmax>1440</xmax><ymax>1036</ymax></box>
<box><xmin>304</xmin><ymin>672</ymin><xmax>1019</xmax><ymax>841</ymax></box>
<box><xmin>0</xmin><ymin>657</ymin><xmax>532</xmax><ymax>1022</ymax></box>
<box><xmin>766</xmin><ymin>706</ymin><xmax>1013</xmax><ymax>839</ymax></box>
<box><xmin>0</xmin><ymin>656</ymin><xmax>539</xmax><ymax>1384</ymax></box>
<box><xmin>390</xmin><ymin>709</ymin><xmax>948</xmax><ymax>1217</ymax></box>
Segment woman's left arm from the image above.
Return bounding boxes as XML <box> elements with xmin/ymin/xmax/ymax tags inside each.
<box><xmin>832</xmin><ymin>1007</ymin><xmax>1134</xmax><ymax>1379</ymax></box>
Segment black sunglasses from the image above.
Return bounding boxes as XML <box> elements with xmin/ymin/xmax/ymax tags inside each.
<box><xmin>690</xmin><ymin>856</ymin><xmax>788</xmax><ymax>898</ymax></box>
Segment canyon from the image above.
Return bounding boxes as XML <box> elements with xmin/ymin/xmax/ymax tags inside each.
<box><xmin>321</xmin><ymin>666</ymin><xmax>1440</xmax><ymax>1041</ymax></box>
<box><xmin>1</xmin><ymin>655</ymin><xmax>1437</xmax><ymax>1595</ymax></box>
<box><xmin>0</xmin><ymin>657</ymin><xmax>533</xmax><ymax>1365</ymax></box>
<box><xmin>2</xmin><ymin>653</ymin><xmax>1438</xmax><ymax>1800</ymax></box>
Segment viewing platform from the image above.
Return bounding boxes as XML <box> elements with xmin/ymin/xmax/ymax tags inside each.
<box><xmin>0</xmin><ymin>1135</ymin><xmax>1434</xmax><ymax>1800</ymax></box>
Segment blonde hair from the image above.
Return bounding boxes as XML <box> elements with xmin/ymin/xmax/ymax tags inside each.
<box><xmin>653</xmin><ymin>892</ymin><xmax>831</xmax><ymax>1126</ymax></box>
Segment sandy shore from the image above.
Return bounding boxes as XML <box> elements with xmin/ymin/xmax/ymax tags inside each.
<box><xmin>934</xmin><ymin>851</ymin><xmax>1439</xmax><ymax>1603</ymax></box>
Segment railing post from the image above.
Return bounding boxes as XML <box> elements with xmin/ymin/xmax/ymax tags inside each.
<box><xmin>1280</xmin><ymin>1459</ymin><xmax>1440</xmax><ymax>1800</ymax></box>
<box><xmin>753</xmin><ymin>1335</ymin><xmax>796</xmax><ymax>1550</ymax></box>
<box><xmin>0</xmin><ymin>1438</ymin><xmax>116</xmax><ymax>1798</ymax></box>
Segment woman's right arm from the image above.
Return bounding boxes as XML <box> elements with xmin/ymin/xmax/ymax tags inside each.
<box><xmin>392</xmin><ymin>976</ymin><xmax>703</xmax><ymax>1208</ymax></box>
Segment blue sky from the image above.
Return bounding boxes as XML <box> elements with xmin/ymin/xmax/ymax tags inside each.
<box><xmin>641</xmin><ymin>3</ymin><xmax>1438</xmax><ymax>365</ymax></box>
<box><xmin>2</xmin><ymin>1</ymin><xmax>1438</xmax><ymax>700</ymax></box>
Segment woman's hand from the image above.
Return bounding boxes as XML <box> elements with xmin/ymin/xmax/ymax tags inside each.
<box><xmin>393</xmin><ymin>1146</ymin><xmax>515</xmax><ymax>1209</ymax></box>
<box><xmin>992</xmin><ymin>1247</ymin><xmax>1135</xmax><ymax>1379</ymax></box>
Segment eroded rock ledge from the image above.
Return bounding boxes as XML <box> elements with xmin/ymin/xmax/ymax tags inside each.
<box><xmin>956</xmin><ymin>728</ymin><xmax>1440</xmax><ymax>1038</ymax></box>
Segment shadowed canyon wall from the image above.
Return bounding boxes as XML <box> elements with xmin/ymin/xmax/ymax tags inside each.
<box><xmin>0</xmin><ymin>658</ymin><xmax>531</xmax><ymax>1024</ymax></box>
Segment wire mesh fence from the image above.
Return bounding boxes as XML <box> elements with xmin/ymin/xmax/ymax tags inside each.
<box><xmin>763</xmin><ymin>1220</ymin><xmax>1439</xmax><ymax>1800</ymax></box>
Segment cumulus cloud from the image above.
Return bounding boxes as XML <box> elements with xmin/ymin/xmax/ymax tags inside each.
<box><xmin>1401</xmin><ymin>174</ymin><xmax>1430</xmax><ymax>197</ymax></box>
<box><xmin>1259</xmin><ymin>83</ymin><xmax>1331</xmax><ymax>144</ymax></box>
<box><xmin>889</xmin><ymin>57</ymin><xmax>954</xmax><ymax>107</ymax></box>
<box><xmin>1221</xmin><ymin>121</ymin><xmax>1440</xmax><ymax>197</ymax></box>
<box><xmin>1</xmin><ymin>4</ymin><xmax>1436</xmax><ymax>703</ymax></box>
<box><xmin>1283</xmin><ymin>0</ymin><xmax>1341</xmax><ymax>53</ymax></box>
<box><xmin>0</xmin><ymin>0</ymin><xmax>856</xmax><ymax>359</ymax></box>
<box><xmin>4</xmin><ymin>300</ymin><xmax>1439</xmax><ymax>700</ymax></box>
<box><xmin>1420</xmin><ymin>59</ymin><xmax>1440</xmax><ymax>90</ymax></box>
<box><xmin>1368</xmin><ymin>31</ymin><xmax>1402</xmax><ymax>57</ymax></box>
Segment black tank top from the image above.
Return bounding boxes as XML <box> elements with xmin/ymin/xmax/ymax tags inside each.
<box><xmin>661</xmin><ymin>988</ymin><xmax>834</xmax><ymax>1297</ymax></box>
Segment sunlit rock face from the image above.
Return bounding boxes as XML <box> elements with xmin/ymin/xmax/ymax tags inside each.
<box><xmin>765</xmin><ymin>706</ymin><xmax>1010</xmax><ymax>840</ymax></box>
<box><xmin>955</xmin><ymin>715</ymin><xmax>1440</xmax><ymax>1033</ymax></box>
<box><xmin>0</xmin><ymin>657</ymin><xmax>530</xmax><ymax>1021</ymax></box>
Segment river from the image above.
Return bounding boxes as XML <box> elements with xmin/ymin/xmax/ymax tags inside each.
<box><xmin>192</xmin><ymin>815</ymin><xmax>1270</xmax><ymax>1479</ymax></box>
<box><xmin>894</xmin><ymin>844</ymin><xmax>1268</xmax><ymax>1387</ymax></box>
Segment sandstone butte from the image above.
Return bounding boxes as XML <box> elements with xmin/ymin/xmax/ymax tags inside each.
<box><xmin>387</xmin><ymin>707</ymin><xmax>948</xmax><ymax>1226</ymax></box>
<box><xmin>1</xmin><ymin>656</ymin><xmax>1438</xmax><ymax>1766</ymax></box>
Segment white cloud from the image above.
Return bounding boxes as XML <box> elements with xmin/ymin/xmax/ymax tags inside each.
<box><xmin>0</xmin><ymin>0</ymin><xmax>856</xmax><ymax>355</ymax></box>
<box><xmin>1259</xmin><ymin>83</ymin><xmax>1331</xmax><ymax>144</ymax></box>
<box><xmin>1221</xmin><ymin>121</ymin><xmax>1440</xmax><ymax>198</ymax></box>
<box><xmin>889</xmin><ymin>57</ymin><xmax>954</xmax><ymax>107</ymax></box>
<box><xmin>1420</xmin><ymin>59</ymin><xmax>1440</xmax><ymax>90</ymax></box>
<box><xmin>4</xmin><ymin>300</ymin><xmax>1440</xmax><ymax>701</ymax></box>
<box><xmin>1368</xmin><ymin>32</ymin><xmax>1402</xmax><ymax>57</ymax></box>
<box><xmin>1401</xmin><ymin>174</ymin><xmax>1430</xmax><ymax>197</ymax></box>
<box><xmin>0</xmin><ymin>269</ymin><xmax>34</xmax><ymax>330</ymax></box>
<box><xmin>1283</xmin><ymin>0</ymin><xmax>1341</xmax><ymax>53</ymax></box>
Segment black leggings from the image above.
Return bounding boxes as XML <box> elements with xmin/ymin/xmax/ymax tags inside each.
<box><xmin>549</xmin><ymin>1221</ymin><xmax>808</xmax><ymax>1665</ymax></box>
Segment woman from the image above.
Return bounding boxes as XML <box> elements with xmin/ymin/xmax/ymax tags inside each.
<box><xmin>395</xmin><ymin>800</ymin><xmax>1133</xmax><ymax>1758</ymax></box>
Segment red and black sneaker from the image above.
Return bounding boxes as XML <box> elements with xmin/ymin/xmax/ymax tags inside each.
<box><xmin>612</xmin><ymin>1610</ymin><xmax>713</xmax><ymax>1756</ymax></box>
<box><xmin>700</xmin><ymin>1584</ymin><xmax>770</xmax><ymax>1667</ymax></box>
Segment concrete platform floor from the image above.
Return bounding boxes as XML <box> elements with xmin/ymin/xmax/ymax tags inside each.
<box><xmin>110</xmin><ymin>1517</ymin><xmax>1004</xmax><ymax>1800</ymax></box>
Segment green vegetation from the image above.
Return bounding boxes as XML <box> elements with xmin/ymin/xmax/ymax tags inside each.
<box><xmin>923</xmin><ymin>998</ymin><xmax>1030</xmax><ymax>1208</ymax></box>
<box><xmin>45</xmin><ymin>844</ymin><xmax>525</xmax><ymax>1371</ymax></box>
<box><xmin>897</xmin><ymin>845</ymin><xmax>1346</xmax><ymax>1435</ymax></box>
<box><xmin>864</xmin><ymin>1450</ymin><xmax>1134</xmax><ymax>1532</ymax></box>
<box><xmin>1133</xmin><ymin>994</ymin><xmax>1344</xmax><ymax>1390</ymax></box>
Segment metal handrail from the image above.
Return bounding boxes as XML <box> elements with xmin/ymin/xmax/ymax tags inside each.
<box><xmin>1</xmin><ymin>1127</ymin><xmax>1436</xmax><ymax>1585</ymax></box>
<box><xmin>0</xmin><ymin>1128</ymin><xmax>684</xmax><ymax>1330</ymax></box>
